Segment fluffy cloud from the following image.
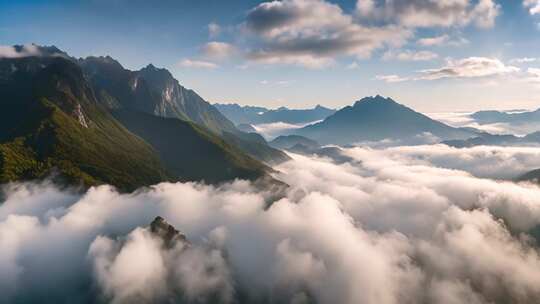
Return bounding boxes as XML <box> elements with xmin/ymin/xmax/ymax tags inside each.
<box><xmin>0</xmin><ymin>44</ymin><xmax>42</xmax><ymax>59</ymax></box>
<box><xmin>178</xmin><ymin>58</ymin><xmax>218</xmax><ymax>69</ymax></box>
<box><xmin>242</xmin><ymin>0</ymin><xmax>412</xmax><ymax>68</ymax></box>
<box><xmin>419</xmin><ymin>57</ymin><xmax>519</xmax><ymax>80</ymax></box>
<box><xmin>524</xmin><ymin>0</ymin><xmax>540</xmax><ymax>15</ymax></box>
<box><xmin>383</xmin><ymin>49</ymin><xmax>439</xmax><ymax>61</ymax></box>
<box><xmin>356</xmin><ymin>0</ymin><xmax>501</xmax><ymax>29</ymax></box>
<box><xmin>2</xmin><ymin>144</ymin><xmax>540</xmax><ymax>303</ymax></box>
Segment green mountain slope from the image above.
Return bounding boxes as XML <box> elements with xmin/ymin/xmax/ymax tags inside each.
<box><xmin>112</xmin><ymin>110</ymin><xmax>268</xmax><ymax>183</ymax></box>
<box><xmin>0</xmin><ymin>52</ymin><xmax>276</xmax><ymax>189</ymax></box>
<box><xmin>79</xmin><ymin>56</ymin><xmax>289</xmax><ymax>164</ymax></box>
<box><xmin>0</xmin><ymin>57</ymin><xmax>170</xmax><ymax>190</ymax></box>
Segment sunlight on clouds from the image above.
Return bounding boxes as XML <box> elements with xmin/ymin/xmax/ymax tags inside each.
<box><xmin>2</xmin><ymin>145</ymin><xmax>540</xmax><ymax>303</ymax></box>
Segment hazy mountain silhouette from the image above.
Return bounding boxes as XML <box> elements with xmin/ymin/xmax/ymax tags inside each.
<box><xmin>295</xmin><ymin>95</ymin><xmax>475</xmax><ymax>145</ymax></box>
<box><xmin>214</xmin><ymin>103</ymin><xmax>335</xmax><ymax>125</ymax></box>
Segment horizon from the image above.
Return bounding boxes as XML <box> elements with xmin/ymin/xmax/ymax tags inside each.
<box><xmin>4</xmin><ymin>0</ymin><xmax>540</xmax><ymax>112</ymax></box>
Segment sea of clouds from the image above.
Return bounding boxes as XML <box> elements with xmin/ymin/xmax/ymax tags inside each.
<box><xmin>2</xmin><ymin>145</ymin><xmax>540</xmax><ymax>304</ymax></box>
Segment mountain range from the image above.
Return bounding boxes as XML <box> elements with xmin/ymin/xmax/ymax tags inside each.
<box><xmin>214</xmin><ymin>103</ymin><xmax>336</xmax><ymax>125</ymax></box>
<box><xmin>443</xmin><ymin>131</ymin><xmax>540</xmax><ymax>148</ymax></box>
<box><xmin>294</xmin><ymin>95</ymin><xmax>476</xmax><ymax>145</ymax></box>
<box><xmin>0</xmin><ymin>45</ymin><xmax>285</xmax><ymax>190</ymax></box>
<box><xmin>471</xmin><ymin>108</ymin><xmax>540</xmax><ymax>125</ymax></box>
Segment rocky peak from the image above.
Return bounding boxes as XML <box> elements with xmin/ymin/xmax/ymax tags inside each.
<box><xmin>149</xmin><ymin>216</ymin><xmax>188</xmax><ymax>248</ymax></box>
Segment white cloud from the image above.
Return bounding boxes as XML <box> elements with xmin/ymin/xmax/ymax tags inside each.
<box><xmin>524</xmin><ymin>0</ymin><xmax>540</xmax><ymax>15</ymax></box>
<box><xmin>242</xmin><ymin>0</ymin><xmax>412</xmax><ymax>68</ymax></box>
<box><xmin>510</xmin><ymin>57</ymin><xmax>538</xmax><ymax>64</ymax></box>
<box><xmin>417</xmin><ymin>34</ymin><xmax>469</xmax><ymax>47</ymax></box>
<box><xmin>0</xmin><ymin>44</ymin><xmax>42</xmax><ymax>58</ymax></box>
<box><xmin>4</xmin><ymin>144</ymin><xmax>540</xmax><ymax>303</ymax></box>
<box><xmin>383</xmin><ymin>49</ymin><xmax>439</xmax><ymax>61</ymax></box>
<box><xmin>178</xmin><ymin>59</ymin><xmax>218</xmax><ymax>69</ymax></box>
<box><xmin>375</xmin><ymin>74</ymin><xmax>409</xmax><ymax>83</ymax></box>
<box><xmin>356</xmin><ymin>0</ymin><xmax>500</xmax><ymax>29</ymax></box>
<box><xmin>419</xmin><ymin>57</ymin><xmax>520</xmax><ymax>80</ymax></box>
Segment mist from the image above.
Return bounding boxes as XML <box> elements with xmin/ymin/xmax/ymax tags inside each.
<box><xmin>2</xmin><ymin>145</ymin><xmax>540</xmax><ymax>303</ymax></box>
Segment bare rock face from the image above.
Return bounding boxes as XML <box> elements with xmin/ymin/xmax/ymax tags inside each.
<box><xmin>149</xmin><ymin>216</ymin><xmax>188</xmax><ymax>248</ymax></box>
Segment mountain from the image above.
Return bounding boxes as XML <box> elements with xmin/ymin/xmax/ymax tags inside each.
<box><xmin>443</xmin><ymin>131</ymin><xmax>540</xmax><ymax>148</ymax></box>
<box><xmin>471</xmin><ymin>109</ymin><xmax>540</xmax><ymax>124</ymax></box>
<box><xmin>213</xmin><ymin>103</ymin><xmax>269</xmax><ymax>124</ymax></box>
<box><xmin>0</xmin><ymin>47</ymin><xmax>273</xmax><ymax>190</ymax></box>
<box><xmin>0</xmin><ymin>55</ymin><xmax>170</xmax><ymax>190</ymax></box>
<box><xmin>518</xmin><ymin>168</ymin><xmax>540</xmax><ymax>183</ymax></box>
<box><xmin>113</xmin><ymin>109</ymin><xmax>268</xmax><ymax>183</ymax></box>
<box><xmin>270</xmin><ymin>135</ymin><xmax>320</xmax><ymax>150</ymax></box>
<box><xmin>214</xmin><ymin>103</ymin><xmax>336</xmax><ymax>125</ymax></box>
<box><xmin>79</xmin><ymin>57</ymin><xmax>237</xmax><ymax>135</ymax></box>
<box><xmin>79</xmin><ymin>57</ymin><xmax>288</xmax><ymax>164</ymax></box>
<box><xmin>294</xmin><ymin>95</ymin><xmax>475</xmax><ymax>145</ymax></box>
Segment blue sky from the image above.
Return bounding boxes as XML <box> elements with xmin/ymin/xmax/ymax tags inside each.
<box><xmin>3</xmin><ymin>0</ymin><xmax>540</xmax><ymax>112</ymax></box>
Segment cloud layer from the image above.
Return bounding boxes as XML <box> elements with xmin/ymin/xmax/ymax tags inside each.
<box><xmin>2</xmin><ymin>144</ymin><xmax>540</xmax><ymax>303</ymax></box>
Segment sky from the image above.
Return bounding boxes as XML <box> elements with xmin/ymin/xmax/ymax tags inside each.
<box><xmin>3</xmin><ymin>0</ymin><xmax>540</xmax><ymax>112</ymax></box>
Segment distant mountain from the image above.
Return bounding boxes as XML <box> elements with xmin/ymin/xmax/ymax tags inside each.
<box><xmin>270</xmin><ymin>135</ymin><xmax>320</xmax><ymax>150</ymax></box>
<box><xmin>214</xmin><ymin>103</ymin><xmax>336</xmax><ymax>125</ymax></box>
<box><xmin>471</xmin><ymin>109</ymin><xmax>540</xmax><ymax>125</ymax></box>
<box><xmin>0</xmin><ymin>46</ymin><xmax>275</xmax><ymax>190</ymax></box>
<box><xmin>294</xmin><ymin>95</ymin><xmax>475</xmax><ymax>145</ymax></box>
<box><xmin>518</xmin><ymin>168</ymin><xmax>540</xmax><ymax>183</ymax></box>
<box><xmin>443</xmin><ymin>131</ymin><xmax>540</xmax><ymax>148</ymax></box>
<box><xmin>213</xmin><ymin>103</ymin><xmax>268</xmax><ymax>125</ymax></box>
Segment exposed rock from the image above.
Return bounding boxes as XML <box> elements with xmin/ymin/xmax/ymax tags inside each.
<box><xmin>149</xmin><ymin>216</ymin><xmax>188</xmax><ymax>248</ymax></box>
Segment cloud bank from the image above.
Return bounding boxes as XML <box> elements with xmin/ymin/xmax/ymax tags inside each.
<box><xmin>2</xmin><ymin>145</ymin><xmax>540</xmax><ymax>303</ymax></box>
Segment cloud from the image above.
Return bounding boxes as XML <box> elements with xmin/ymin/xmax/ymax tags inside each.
<box><xmin>3</xmin><ymin>144</ymin><xmax>540</xmax><ymax>303</ymax></box>
<box><xmin>346</xmin><ymin>61</ymin><xmax>360</xmax><ymax>69</ymax></box>
<box><xmin>417</xmin><ymin>34</ymin><xmax>469</xmax><ymax>47</ymax></box>
<box><xmin>253</xmin><ymin>120</ymin><xmax>321</xmax><ymax>139</ymax></box>
<box><xmin>383</xmin><ymin>49</ymin><xmax>439</xmax><ymax>61</ymax></box>
<box><xmin>178</xmin><ymin>59</ymin><xmax>218</xmax><ymax>69</ymax></box>
<box><xmin>0</xmin><ymin>44</ymin><xmax>42</xmax><ymax>59</ymax></box>
<box><xmin>201</xmin><ymin>42</ymin><xmax>237</xmax><ymax>61</ymax></box>
<box><xmin>419</xmin><ymin>57</ymin><xmax>520</xmax><ymax>80</ymax></box>
<box><xmin>375</xmin><ymin>74</ymin><xmax>409</xmax><ymax>83</ymax></box>
<box><xmin>510</xmin><ymin>57</ymin><xmax>538</xmax><ymax>64</ymax></box>
<box><xmin>208</xmin><ymin>22</ymin><xmax>221</xmax><ymax>38</ymax></box>
<box><xmin>242</xmin><ymin>0</ymin><xmax>412</xmax><ymax>68</ymax></box>
<box><xmin>526</xmin><ymin>67</ymin><xmax>540</xmax><ymax>82</ymax></box>
<box><xmin>524</xmin><ymin>0</ymin><xmax>540</xmax><ymax>15</ymax></box>
<box><xmin>356</xmin><ymin>0</ymin><xmax>500</xmax><ymax>29</ymax></box>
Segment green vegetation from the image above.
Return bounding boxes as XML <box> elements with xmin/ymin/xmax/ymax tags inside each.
<box><xmin>0</xmin><ymin>99</ymin><xmax>169</xmax><ymax>191</ymax></box>
<box><xmin>113</xmin><ymin>110</ymin><xmax>268</xmax><ymax>183</ymax></box>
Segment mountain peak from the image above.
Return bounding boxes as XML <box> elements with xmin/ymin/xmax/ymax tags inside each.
<box><xmin>149</xmin><ymin>216</ymin><xmax>188</xmax><ymax>247</ymax></box>
<box><xmin>139</xmin><ymin>63</ymin><xmax>173</xmax><ymax>78</ymax></box>
<box><xmin>353</xmin><ymin>95</ymin><xmax>398</xmax><ymax>107</ymax></box>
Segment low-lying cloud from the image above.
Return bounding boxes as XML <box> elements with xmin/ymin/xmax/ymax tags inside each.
<box><xmin>2</xmin><ymin>144</ymin><xmax>540</xmax><ymax>303</ymax></box>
